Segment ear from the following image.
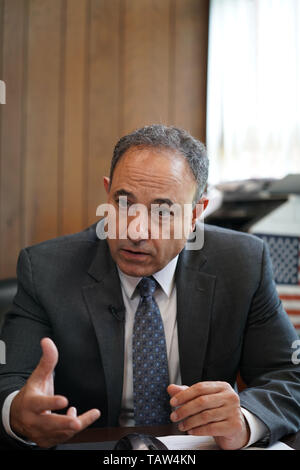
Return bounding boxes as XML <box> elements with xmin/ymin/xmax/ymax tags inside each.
<box><xmin>103</xmin><ymin>176</ymin><xmax>110</xmax><ymax>194</ymax></box>
<box><xmin>191</xmin><ymin>197</ymin><xmax>209</xmax><ymax>230</ymax></box>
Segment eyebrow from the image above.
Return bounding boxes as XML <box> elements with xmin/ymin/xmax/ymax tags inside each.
<box><xmin>113</xmin><ymin>190</ymin><xmax>174</xmax><ymax>206</ymax></box>
<box><xmin>113</xmin><ymin>189</ymin><xmax>136</xmax><ymax>200</ymax></box>
<box><xmin>152</xmin><ymin>198</ymin><xmax>174</xmax><ymax>206</ymax></box>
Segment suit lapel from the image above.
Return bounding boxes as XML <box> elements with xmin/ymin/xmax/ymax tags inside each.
<box><xmin>176</xmin><ymin>249</ymin><xmax>216</xmax><ymax>386</ymax></box>
<box><xmin>81</xmin><ymin>238</ymin><xmax>216</xmax><ymax>421</ymax></box>
<box><xmin>82</xmin><ymin>240</ymin><xmax>125</xmax><ymax>425</ymax></box>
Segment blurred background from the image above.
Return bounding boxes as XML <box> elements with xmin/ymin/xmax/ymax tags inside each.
<box><xmin>0</xmin><ymin>0</ymin><xmax>300</xmax><ymax>331</ymax></box>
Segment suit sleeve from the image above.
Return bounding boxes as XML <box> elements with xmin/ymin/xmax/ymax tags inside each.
<box><xmin>239</xmin><ymin>241</ymin><xmax>300</xmax><ymax>444</ymax></box>
<box><xmin>0</xmin><ymin>248</ymin><xmax>52</xmax><ymax>444</ymax></box>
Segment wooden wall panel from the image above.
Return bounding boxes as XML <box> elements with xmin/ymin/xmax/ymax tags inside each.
<box><xmin>172</xmin><ymin>0</ymin><xmax>209</xmax><ymax>141</ymax></box>
<box><xmin>121</xmin><ymin>0</ymin><xmax>171</xmax><ymax>135</ymax></box>
<box><xmin>0</xmin><ymin>0</ymin><xmax>26</xmax><ymax>277</ymax></box>
<box><xmin>60</xmin><ymin>0</ymin><xmax>88</xmax><ymax>235</ymax></box>
<box><xmin>0</xmin><ymin>0</ymin><xmax>209</xmax><ymax>278</ymax></box>
<box><xmin>24</xmin><ymin>0</ymin><xmax>62</xmax><ymax>246</ymax></box>
<box><xmin>86</xmin><ymin>0</ymin><xmax>122</xmax><ymax>225</ymax></box>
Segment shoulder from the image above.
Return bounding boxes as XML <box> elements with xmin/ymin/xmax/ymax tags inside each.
<box><xmin>24</xmin><ymin>222</ymin><xmax>99</xmax><ymax>253</ymax></box>
<box><xmin>18</xmin><ymin>222</ymin><xmax>105</xmax><ymax>273</ymax></box>
<box><xmin>203</xmin><ymin>224</ymin><xmax>264</xmax><ymax>253</ymax></box>
<box><xmin>182</xmin><ymin>223</ymin><xmax>265</xmax><ymax>274</ymax></box>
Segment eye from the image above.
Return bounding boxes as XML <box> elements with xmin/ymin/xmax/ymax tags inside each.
<box><xmin>151</xmin><ymin>205</ymin><xmax>174</xmax><ymax>218</ymax></box>
<box><xmin>159</xmin><ymin>208</ymin><xmax>171</xmax><ymax>217</ymax></box>
<box><xmin>116</xmin><ymin>196</ymin><xmax>130</xmax><ymax>209</ymax></box>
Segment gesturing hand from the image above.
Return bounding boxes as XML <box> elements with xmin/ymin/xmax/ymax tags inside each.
<box><xmin>168</xmin><ymin>382</ymin><xmax>250</xmax><ymax>450</ymax></box>
<box><xmin>10</xmin><ymin>338</ymin><xmax>100</xmax><ymax>448</ymax></box>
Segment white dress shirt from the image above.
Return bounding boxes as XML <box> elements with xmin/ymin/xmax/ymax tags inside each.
<box><xmin>2</xmin><ymin>255</ymin><xmax>267</xmax><ymax>446</ymax></box>
<box><xmin>118</xmin><ymin>255</ymin><xmax>180</xmax><ymax>426</ymax></box>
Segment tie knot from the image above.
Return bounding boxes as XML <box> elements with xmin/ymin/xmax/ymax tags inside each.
<box><xmin>138</xmin><ymin>277</ymin><xmax>156</xmax><ymax>298</ymax></box>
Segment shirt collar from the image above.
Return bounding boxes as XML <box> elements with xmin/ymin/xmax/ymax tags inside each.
<box><xmin>117</xmin><ymin>255</ymin><xmax>178</xmax><ymax>299</ymax></box>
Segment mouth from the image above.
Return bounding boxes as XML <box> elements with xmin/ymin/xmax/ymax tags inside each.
<box><xmin>120</xmin><ymin>248</ymin><xmax>151</xmax><ymax>261</ymax></box>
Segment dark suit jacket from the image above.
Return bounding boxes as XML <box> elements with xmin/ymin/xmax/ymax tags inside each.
<box><xmin>0</xmin><ymin>223</ymin><xmax>299</xmax><ymax>446</ymax></box>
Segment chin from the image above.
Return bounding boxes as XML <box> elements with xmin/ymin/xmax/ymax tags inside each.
<box><xmin>117</xmin><ymin>260</ymin><xmax>155</xmax><ymax>278</ymax></box>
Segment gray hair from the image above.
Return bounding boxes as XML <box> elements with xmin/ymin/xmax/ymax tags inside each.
<box><xmin>109</xmin><ymin>124</ymin><xmax>209</xmax><ymax>204</ymax></box>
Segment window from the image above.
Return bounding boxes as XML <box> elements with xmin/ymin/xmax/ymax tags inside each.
<box><xmin>206</xmin><ymin>0</ymin><xmax>300</xmax><ymax>184</ymax></box>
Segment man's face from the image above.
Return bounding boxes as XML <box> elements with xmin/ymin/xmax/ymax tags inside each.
<box><xmin>104</xmin><ymin>147</ymin><xmax>203</xmax><ymax>277</ymax></box>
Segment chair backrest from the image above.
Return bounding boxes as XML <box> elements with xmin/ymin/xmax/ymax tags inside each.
<box><xmin>0</xmin><ymin>278</ymin><xmax>17</xmax><ymax>331</ymax></box>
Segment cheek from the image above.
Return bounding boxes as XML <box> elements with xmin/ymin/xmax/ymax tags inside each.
<box><xmin>153</xmin><ymin>238</ymin><xmax>186</xmax><ymax>262</ymax></box>
<box><xmin>166</xmin><ymin>211</ymin><xmax>194</xmax><ymax>241</ymax></box>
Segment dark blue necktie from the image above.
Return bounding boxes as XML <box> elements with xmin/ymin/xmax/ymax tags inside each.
<box><xmin>132</xmin><ymin>276</ymin><xmax>171</xmax><ymax>425</ymax></box>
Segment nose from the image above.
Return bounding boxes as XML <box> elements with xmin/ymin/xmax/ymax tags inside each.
<box><xmin>127</xmin><ymin>206</ymin><xmax>149</xmax><ymax>242</ymax></box>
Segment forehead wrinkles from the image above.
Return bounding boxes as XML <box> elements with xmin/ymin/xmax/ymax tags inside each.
<box><xmin>123</xmin><ymin>166</ymin><xmax>181</xmax><ymax>189</ymax></box>
<box><xmin>119</xmin><ymin>150</ymin><xmax>188</xmax><ymax>184</ymax></box>
<box><xmin>110</xmin><ymin>147</ymin><xmax>196</xmax><ymax>198</ymax></box>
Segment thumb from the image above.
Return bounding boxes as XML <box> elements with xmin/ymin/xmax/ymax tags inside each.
<box><xmin>167</xmin><ymin>384</ymin><xmax>189</xmax><ymax>398</ymax></box>
<box><xmin>29</xmin><ymin>337</ymin><xmax>58</xmax><ymax>385</ymax></box>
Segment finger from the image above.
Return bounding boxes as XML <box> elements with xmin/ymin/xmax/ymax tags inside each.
<box><xmin>170</xmin><ymin>392</ymin><xmax>225</xmax><ymax>422</ymax></box>
<box><xmin>187</xmin><ymin>420</ymin><xmax>229</xmax><ymax>437</ymax></box>
<box><xmin>67</xmin><ymin>407</ymin><xmax>77</xmax><ymax>417</ymax></box>
<box><xmin>39</xmin><ymin>412</ymin><xmax>82</xmax><ymax>433</ymax></box>
<box><xmin>29</xmin><ymin>394</ymin><xmax>68</xmax><ymax>414</ymax></box>
<box><xmin>73</xmin><ymin>409</ymin><xmax>101</xmax><ymax>432</ymax></box>
<box><xmin>167</xmin><ymin>384</ymin><xmax>189</xmax><ymax>399</ymax></box>
<box><xmin>177</xmin><ymin>406</ymin><xmax>227</xmax><ymax>432</ymax></box>
<box><xmin>30</xmin><ymin>338</ymin><xmax>58</xmax><ymax>385</ymax></box>
<box><xmin>170</xmin><ymin>381</ymin><xmax>227</xmax><ymax>407</ymax></box>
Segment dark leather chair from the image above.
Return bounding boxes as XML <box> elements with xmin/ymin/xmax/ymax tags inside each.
<box><xmin>0</xmin><ymin>278</ymin><xmax>17</xmax><ymax>331</ymax></box>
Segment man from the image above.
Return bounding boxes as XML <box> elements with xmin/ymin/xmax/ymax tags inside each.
<box><xmin>0</xmin><ymin>124</ymin><xmax>299</xmax><ymax>450</ymax></box>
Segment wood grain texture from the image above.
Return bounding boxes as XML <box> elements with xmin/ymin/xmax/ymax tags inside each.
<box><xmin>60</xmin><ymin>0</ymin><xmax>88</xmax><ymax>235</ymax></box>
<box><xmin>122</xmin><ymin>0</ymin><xmax>171</xmax><ymax>135</ymax></box>
<box><xmin>0</xmin><ymin>0</ymin><xmax>26</xmax><ymax>277</ymax></box>
<box><xmin>86</xmin><ymin>0</ymin><xmax>121</xmax><ymax>225</ymax></box>
<box><xmin>172</xmin><ymin>0</ymin><xmax>209</xmax><ymax>141</ymax></box>
<box><xmin>24</xmin><ymin>0</ymin><xmax>62</xmax><ymax>246</ymax></box>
